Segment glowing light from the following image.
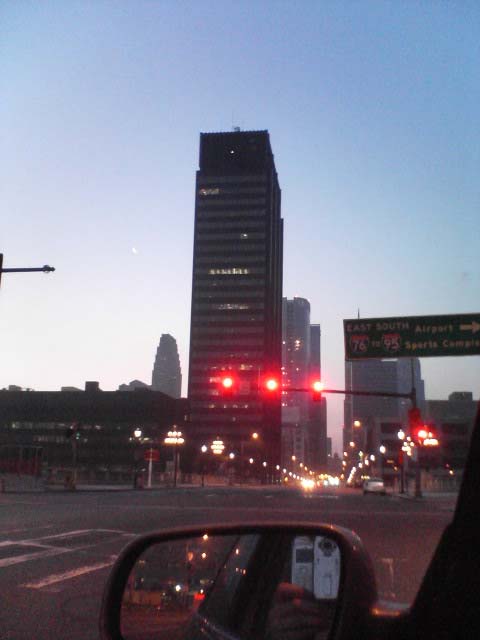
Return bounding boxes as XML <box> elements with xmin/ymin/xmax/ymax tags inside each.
<box><xmin>265</xmin><ymin>378</ymin><xmax>279</xmax><ymax>391</ymax></box>
<box><xmin>222</xmin><ymin>377</ymin><xmax>234</xmax><ymax>389</ymax></box>
<box><xmin>312</xmin><ymin>381</ymin><xmax>324</xmax><ymax>392</ymax></box>
<box><xmin>301</xmin><ymin>478</ymin><xmax>315</xmax><ymax>490</ymax></box>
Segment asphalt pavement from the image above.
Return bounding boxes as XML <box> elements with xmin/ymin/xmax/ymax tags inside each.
<box><xmin>0</xmin><ymin>485</ymin><xmax>455</xmax><ymax>639</ymax></box>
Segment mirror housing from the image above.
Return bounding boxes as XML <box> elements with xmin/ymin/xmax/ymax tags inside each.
<box><xmin>100</xmin><ymin>522</ymin><xmax>393</xmax><ymax>640</ymax></box>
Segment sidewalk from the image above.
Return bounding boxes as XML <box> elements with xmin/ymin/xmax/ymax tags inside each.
<box><xmin>394</xmin><ymin>491</ymin><xmax>458</xmax><ymax>500</ymax></box>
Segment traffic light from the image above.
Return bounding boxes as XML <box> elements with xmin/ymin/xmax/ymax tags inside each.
<box><xmin>409</xmin><ymin>408</ymin><xmax>428</xmax><ymax>444</ymax></box>
<box><xmin>312</xmin><ymin>380</ymin><xmax>324</xmax><ymax>402</ymax></box>
<box><xmin>220</xmin><ymin>376</ymin><xmax>235</xmax><ymax>396</ymax></box>
<box><xmin>264</xmin><ymin>378</ymin><xmax>279</xmax><ymax>392</ymax></box>
<box><xmin>262</xmin><ymin>377</ymin><xmax>280</xmax><ymax>402</ymax></box>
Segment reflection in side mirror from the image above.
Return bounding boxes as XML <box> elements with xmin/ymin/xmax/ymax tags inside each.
<box><xmin>121</xmin><ymin>530</ymin><xmax>341</xmax><ymax>640</ymax></box>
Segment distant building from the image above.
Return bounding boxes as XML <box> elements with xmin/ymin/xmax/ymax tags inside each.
<box><xmin>60</xmin><ymin>386</ymin><xmax>82</xmax><ymax>392</ymax></box>
<box><xmin>118</xmin><ymin>380</ymin><xmax>150</xmax><ymax>392</ymax></box>
<box><xmin>152</xmin><ymin>334</ymin><xmax>182</xmax><ymax>398</ymax></box>
<box><xmin>426</xmin><ymin>391</ymin><xmax>477</xmax><ymax>468</ymax></box>
<box><xmin>344</xmin><ymin>358</ymin><xmax>424</xmax><ymax>453</ymax></box>
<box><xmin>281</xmin><ymin>298</ymin><xmax>327</xmax><ymax>469</ymax></box>
<box><xmin>187</xmin><ymin>130</ymin><xmax>283</xmax><ymax>465</ymax></box>
<box><xmin>326</xmin><ymin>437</ymin><xmax>332</xmax><ymax>457</ymax></box>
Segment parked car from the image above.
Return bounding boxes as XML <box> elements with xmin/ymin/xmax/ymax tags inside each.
<box><xmin>363</xmin><ymin>477</ymin><xmax>386</xmax><ymax>495</ymax></box>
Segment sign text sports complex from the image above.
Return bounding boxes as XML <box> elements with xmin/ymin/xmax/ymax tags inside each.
<box><xmin>344</xmin><ymin>313</ymin><xmax>480</xmax><ymax>360</ymax></box>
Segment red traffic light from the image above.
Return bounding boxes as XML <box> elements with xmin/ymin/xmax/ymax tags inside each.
<box><xmin>312</xmin><ymin>380</ymin><xmax>324</xmax><ymax>402</ymax></box>
<box><xmin>265</xmin><ymin>378</ymin><xmax>279</xmax><ymax>392</ymax></box>
<box><xmin>222</xmin><ymin>377</ymin><xmax>234</xmax><ymax>389</ymax></box>
<box><xmin>220</xmin><ymin>376</ymin><xmax>235</xmax><ymax>396</ymax></box>
<box><xmin>417</xmin><ymin>428</ymin><xmax>429</xmax><ymax>442</ymax></box>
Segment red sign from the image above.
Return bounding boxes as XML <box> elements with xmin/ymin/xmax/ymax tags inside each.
<box><xmin>144</xmin><ymin>449</ymin><xmax>160</xmax><ymax>462</ymax></box>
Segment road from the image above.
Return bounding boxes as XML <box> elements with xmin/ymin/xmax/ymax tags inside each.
<box><xmin>0</xmin><ymin>486</ymin><xmax>455</xmax><ymax>639</ymax></box>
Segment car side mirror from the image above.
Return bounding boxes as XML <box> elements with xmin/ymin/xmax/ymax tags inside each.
<box><xmin>100</xmin><ymin>523</ymin><xmax>383</xmax><ymax>640</ymax></box>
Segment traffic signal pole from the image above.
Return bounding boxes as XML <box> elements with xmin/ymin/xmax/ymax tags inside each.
<box><xmin>0</xmin><ymin>253</ymin><xmax>55</xmax><ymax>288</ymax></box>
<box><xmin>411</xmin><ymin>358</ymin><xmax>423</xmax><ymax>498</ymax></box>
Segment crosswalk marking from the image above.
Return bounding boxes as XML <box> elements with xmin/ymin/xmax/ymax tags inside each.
<box><xmin>0</xmin><ymin>528</ymin><xmax>135</xmax><ymax>570</ymax></box>
<box><xmin>22</xmin><ymin>558</ymin><xmax>117</xmax><ymax>589</ymax></box>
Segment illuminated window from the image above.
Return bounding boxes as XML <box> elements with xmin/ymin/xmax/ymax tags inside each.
<box><xmin>208</xmin><ymin>268</ymin><xmax>250</xmax><ymax>275</ymax></box>
<box><xmin>199</xmin><ymin>188</ymin><xmax>220</xmax><ymax>196</ymax></box>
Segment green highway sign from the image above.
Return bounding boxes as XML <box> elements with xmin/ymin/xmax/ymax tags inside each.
<box><xmin>344</xmin><ymin>313</ymin><xmax>480</xmax><ymax>360</ymax></box>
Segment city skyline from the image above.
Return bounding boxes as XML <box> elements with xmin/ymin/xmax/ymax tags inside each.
<box><xmin>1</xmin><ymin>2</ymin><xmax>478</xmax><ymax>455</ymax></box>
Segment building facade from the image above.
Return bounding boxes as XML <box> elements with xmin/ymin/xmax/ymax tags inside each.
<box><xmin>187</xmin><ymin>130</ymin><xmax>283</xmax><ymax>465</ymax></box>
<box><xmin>281</xmin><ymin>299</ymin><xmax>327</xmax><ymax>470</ymax></box>
<box><xmin>426</xmin><ymin>391</ymin><xmax>477</xmax><ymax>469</ymax></box>
<box><xmin>152</xmin><ymin>334</ymin><xmax>182</xmax><ymax>398</ymax></box>
<box><xmin>343</xmin><ymin>358</ymin><xmax>425</xmax><ymax>453</ymax></box>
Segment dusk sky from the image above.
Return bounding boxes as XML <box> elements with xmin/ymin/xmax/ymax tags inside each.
<box><xmin>2</xmin><ymin>1</ymin><xmax>479</xmax><ymax>454</ymax></box>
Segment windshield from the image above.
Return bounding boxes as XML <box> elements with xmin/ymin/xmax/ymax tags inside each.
<box><xmin>1</xmin><ymin>2</ymin><xmax>478</xmax><ymax>639</ymax></box>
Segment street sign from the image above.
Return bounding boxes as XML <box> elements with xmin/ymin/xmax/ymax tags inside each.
<box><xmin>344</xmin><ymin>313</ymin><xmax>480</xmax><ymax>360</ymax></box>
<box><xmin>144</xmin><ymin>448</ymin><xmax>160</xmax><ymax>462</ymax></box>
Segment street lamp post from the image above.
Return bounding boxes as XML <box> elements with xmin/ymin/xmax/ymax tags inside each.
<box><xmin>200</xmin><ymin>445</ymin><xmax>208</xmax><ymax>487</ymax></box>
<box><xmin>164</xmin><ymin>429</ymin><xmax>185</xmax><ymax>488</ymax></box>
<box><xmin>133</xmin><ymin>429</ymin><xmax>143</xmax><ymax>489</ymax></box>
<box><xmin>397</xmin><ymin>429</ymin><xmax>406</xmax><ymax>493</ymax></box>
<box><xmin>379</xmin><ymin>445</ymin><xmax>386</xmax><ymax>480</ymax></box>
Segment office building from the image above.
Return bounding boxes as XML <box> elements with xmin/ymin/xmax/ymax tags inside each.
<box><xmin>281</xmin><ymin>298</ymin><xmax>327</xmax><ymax>469</ymax></box>
<box><xmin>426</xmin><ymin>391</ymin><xmax>477</xmax><ymax>468</ymax></box>
<box><xmin>343</xmin><ymin>358</ymin><xmax>425</xmax><ymax>453</ymax></box>
<box><xmin>152</xmin><ymin>334</ymin><xmax>182</xmax><ymax>398</ymax></box>
<box><xmin>187</xmin><ymin>130</ymin><xmax>283</xmax><ymax>464</ymax></box>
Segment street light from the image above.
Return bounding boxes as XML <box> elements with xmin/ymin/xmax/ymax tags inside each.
<box><xmin>164</xmin><ymin>429</ymin><xmax>185</xmax><ymax>488</ymax></box>
<box><xmin>353</xmin><ymin>420</ymin><xmax>361</xmax><ymax>428</ymax></box>
<box><xmin>200</xmin><ymin>445</ymin><xmax>208</xmax><ymax>487</ymax></box>
<box><xmin>133</xmin><ymin>429</ymin><xmax>144</xmax><ymax>489</ymax></box>
<box><xmin>397</xmin><ymin>430</ymin><xmax>406</xmax><ymax>493</ymax></box>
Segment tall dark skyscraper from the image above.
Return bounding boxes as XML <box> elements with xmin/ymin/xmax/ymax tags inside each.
<box><xmin>152</xmin><ymin>334</ymin><xmax>182</xmax><ymax>398</ymax></box>
<box><xmin>188</xmin><ymin>130</ymin><xmax>283</xmax><ymax>463</ymax></box>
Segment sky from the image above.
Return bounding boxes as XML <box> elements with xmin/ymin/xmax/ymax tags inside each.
<box><xmin>1</xmin><ymin>1</ymin><xmax>479</xmax><ymax>454</ymax></box>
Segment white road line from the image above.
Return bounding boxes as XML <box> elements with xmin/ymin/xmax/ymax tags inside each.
<box><xmin>22</xmin><ymin>559</ymin><xmax>116</xmax><ymax>589</ymax></box>
<box><xmin>26</xmin><ymin>528</ymin><xmax>129</xmax><ymax>542</ymax></box>
<box><xmin>0</xmin><ymin>529</ymin><xmax>136</xmax><ymax>569</ymax></box>
<box><xmin>0</xmin><ymin>540</ymin><xmax>59</xmax><ymax>550</ymax></box>
<box><xmin>0</xmin><ymin>546</ymin><xmax>72</xmax><ymax>568</ymax></box>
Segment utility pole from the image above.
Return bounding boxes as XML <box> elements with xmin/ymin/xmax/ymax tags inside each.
<box><xmin>411</xmin><ymin>359</ymin><xmax>422</xmax><ymax>498</ymax></box>
<box><xmin>147</xmin><ymin>446</ymin><xmax>153</xmax><ymax>489</ymax></box>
